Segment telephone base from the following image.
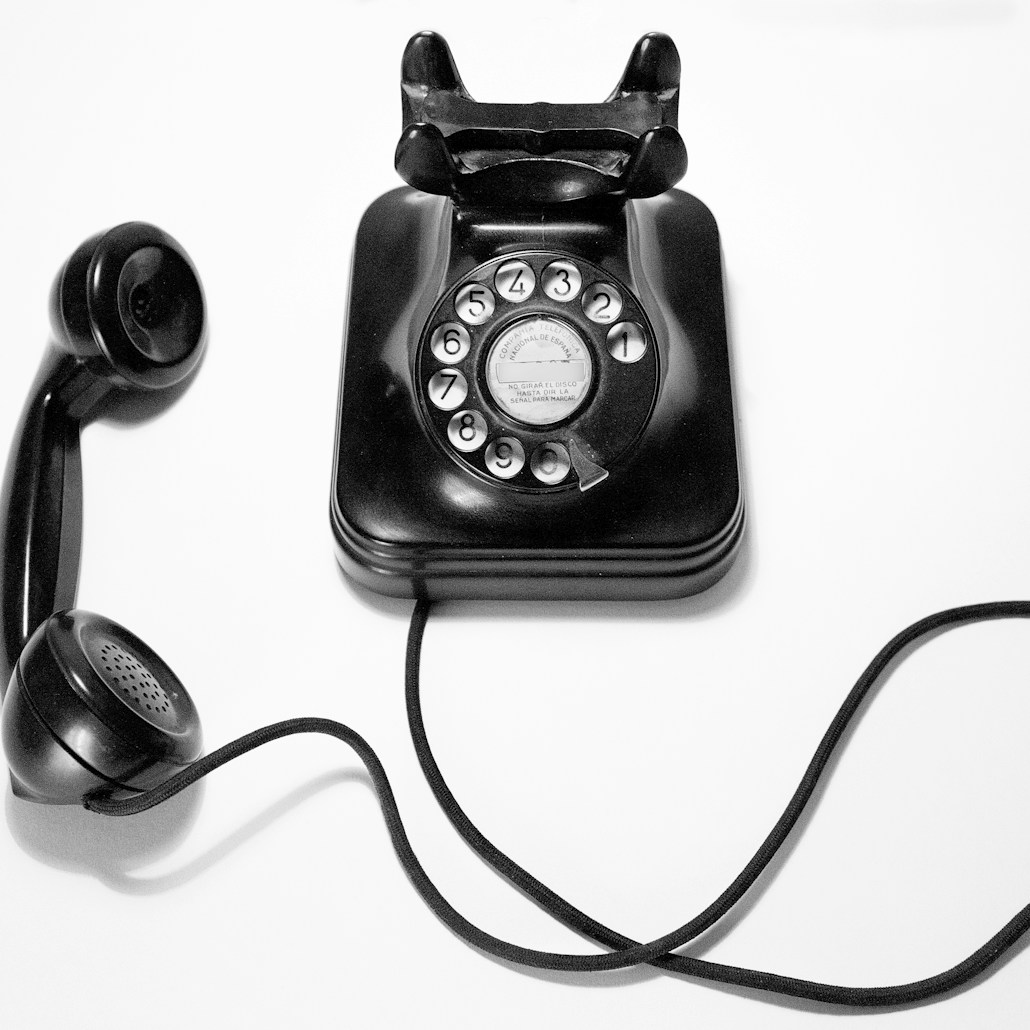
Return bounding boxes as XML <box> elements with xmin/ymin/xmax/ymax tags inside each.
<box><xmin>331</xmin><ymin>186</ymin><xmax>744</xmax><ymax>601</ymax></box>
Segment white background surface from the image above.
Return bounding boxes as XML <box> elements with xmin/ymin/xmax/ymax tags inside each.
<box><xmin>2</xmin><ymin>1</ymin><xmax>1030</xmax><ymax>1026</ymax></box>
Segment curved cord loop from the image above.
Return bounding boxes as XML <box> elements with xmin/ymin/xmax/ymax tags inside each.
<box><xmin>405</xmin><ymin>600</ymin><xmax>1030</xmax><ymax>1003</ymax></box>
<box><xmin>87</xmin><ymin>599</ymin><xmax>1030</xmax><ymax>1004</ymax></box>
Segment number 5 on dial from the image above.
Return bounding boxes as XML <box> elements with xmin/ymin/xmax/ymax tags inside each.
<box><xmin>455</xmin><ymin>284</ymin><xmax>495</xmax><ymax>324</ymax></box>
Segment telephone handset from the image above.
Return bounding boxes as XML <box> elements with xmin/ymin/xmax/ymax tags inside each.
<box><xmin>331</xmin><ymin>31</ymin><xmax>744</xmax><ymax>600</ymax></box>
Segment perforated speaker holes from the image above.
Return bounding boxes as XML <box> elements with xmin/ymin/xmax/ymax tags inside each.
<box><xmin>95</xmin><ymin>640</ymin><xmax>174</xmax><ymax>725</ymax></box>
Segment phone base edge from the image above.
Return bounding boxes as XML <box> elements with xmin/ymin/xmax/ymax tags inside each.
<box><xmin>330</xmin><ymin>496</ymin><xmax>744</xmax><ymax>602</ymax></box>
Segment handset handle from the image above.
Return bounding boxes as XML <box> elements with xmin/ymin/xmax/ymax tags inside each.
<box><xmin>0</xmin><ymin>349</ymin><xmax>110</xmax><ymax>692</ymax></box>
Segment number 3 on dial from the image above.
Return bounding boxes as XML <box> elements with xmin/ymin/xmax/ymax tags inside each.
<box><xmin>542</xmin><ymin>261</ymin><xmax>582</xmax><ymax>302</ymax></box>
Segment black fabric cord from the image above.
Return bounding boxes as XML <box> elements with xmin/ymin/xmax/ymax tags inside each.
<box><xmin>85</xmin><ymin>599</ymin><xmax>1030</xmax><ymax>1005</ymax></box>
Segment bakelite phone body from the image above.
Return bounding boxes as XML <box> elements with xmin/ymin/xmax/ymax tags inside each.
<box><xmin>331</xmin><ymin>32</ymin><xmax>744</xmax><ymax>600</ymax></box>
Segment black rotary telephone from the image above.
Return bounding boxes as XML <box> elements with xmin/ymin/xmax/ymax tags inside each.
<box><xmin>331</xmin><ymin>30</ymin><xmax>743</xmax><ymax>600</ymax></box>
<box><xmin>1</xmin><ymin>30</ymin><xmax>1028</xmax><ymax>1011</ymax></box>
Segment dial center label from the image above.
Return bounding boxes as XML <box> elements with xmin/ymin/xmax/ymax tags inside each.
<box><xmin>485</xmin><ymin>316</ymin><xmax>592</xmax><ymax>425</ymax></box>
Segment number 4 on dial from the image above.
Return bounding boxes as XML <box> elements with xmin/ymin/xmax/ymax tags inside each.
<box><xmin>494</xmin><ymin>260</ymin><xmax>535</xmax><ymax>303</ymax></box>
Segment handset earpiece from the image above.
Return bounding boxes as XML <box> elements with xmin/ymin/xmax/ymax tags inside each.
<box><xmin>0</xmin><ymin>223</ymin><xmax>205</xmax><ymax>692</ymax></box>
<box><xmin>48</xmin><ymin>221</ymin><xmax>205</xmax><ymax>390</ymax></box>
<box><xmin>0</xmin><ymin>223</ymin><xmax>205</xmax><ymax>803</ymax></box>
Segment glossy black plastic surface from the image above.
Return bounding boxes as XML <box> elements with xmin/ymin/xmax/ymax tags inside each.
<box><xmin>0</xmin><ymin>223</ymin><xmax>205</xmax><ymax>691</ymax></box>
<box><xmin>332</xmin><ymin>33</ymin><xmax>743</xmax><ymax>600</ymax></box>
<box><xmin>396</xmin><ymin>31</ymin><xmax>686</xmax><ymax>204</ymax></box>
<box><xmin>2</xmin><ymin>610</ymin><xmax>201</xmax><ymax>804</ymax></box>
<box><xmin>50</xmin><ymin>223</ymin><xmax>205</xmax><ymax>389</ymax></box>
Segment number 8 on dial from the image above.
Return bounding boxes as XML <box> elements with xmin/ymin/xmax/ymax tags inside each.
<box><xmin>447</xmin><ymin>410</ymin><xmax>488</xmax><ymax>452</ymax></box>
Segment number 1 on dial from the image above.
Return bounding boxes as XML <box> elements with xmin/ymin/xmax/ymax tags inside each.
<box><xmin>606</xmin><ymin>322</ymin><xmax>646</xmax><ymax>363</ymax></box>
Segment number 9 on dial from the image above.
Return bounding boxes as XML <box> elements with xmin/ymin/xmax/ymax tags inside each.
<box><xmin>485</xmin><ymin>437</ymin><xmax>526</xmax><ymax>478</ymax></box>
